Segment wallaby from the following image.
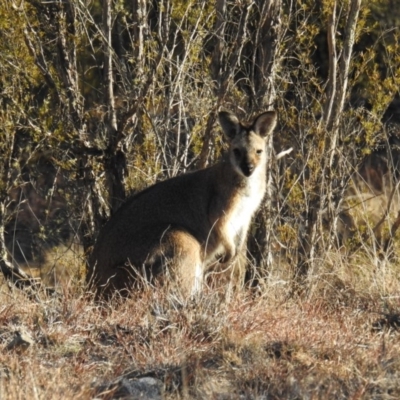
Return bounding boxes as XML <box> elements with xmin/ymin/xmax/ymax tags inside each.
<box><xmin>87</xmin><ymin>110</ymin><xmax>277</xmax><ymax>298</ymax></box>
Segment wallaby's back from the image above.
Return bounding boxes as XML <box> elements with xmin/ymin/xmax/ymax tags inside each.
<box><xmin>87</xmin><ymin>110</ymin><xmax>277</xmax><ymax>298</ymax></box>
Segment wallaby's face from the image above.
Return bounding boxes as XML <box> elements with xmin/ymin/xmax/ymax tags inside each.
<box><xmin>229</xmin><ymin>130</ymin><xmax>267</xmax><ymax>177</ymax></box>
<box><xmin>218</xmin><ymin>111</ymin><xmax>277</xmax><ymax>178</ymax></box>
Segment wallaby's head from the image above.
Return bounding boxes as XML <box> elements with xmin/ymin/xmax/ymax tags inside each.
<box><xmin>218</xmin><ymin>110</ymin><xmax>277</xmax><ymax>177</ymax></box>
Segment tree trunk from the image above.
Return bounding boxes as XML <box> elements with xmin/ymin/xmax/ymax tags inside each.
<box><xmin>247</xmin><ymin>0</ymin><xmax>282</xmax><ymax>281</ymax></box>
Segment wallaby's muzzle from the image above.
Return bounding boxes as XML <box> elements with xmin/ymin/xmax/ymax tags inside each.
<box><xmin>241</xmin><ymin>161</ymin><xmax>255</xmax><ymax>177</ymax></box>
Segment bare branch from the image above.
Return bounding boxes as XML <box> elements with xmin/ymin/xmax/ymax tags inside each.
<box><xmin>102</xmin><ymin>0</ymin><xmax>117</xmax><ymax>139</ymax></box>
<box><xmin>324</xmin><ymin>1</ymin><xmax>337</xmax><ymax>128</ymax></box>
<box><xmin>331</xmin><ymin>0</ymin><xmax>362</xmax><ymax>132</ymax></box>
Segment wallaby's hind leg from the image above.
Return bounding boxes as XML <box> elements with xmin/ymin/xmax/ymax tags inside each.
<box><xmin>89</xmin><ymin>262</ymin><xmax>141</xmax><ymax>300</ymax></box>
<box><xmin>91</xmin><ymin>229</ymin><xmax>204</xmax><ymax>299</ymax></box>
<box><xmin>160</xmin><ymin>229</ymin><xmax>204</xmax><ymax>296</ymax></box>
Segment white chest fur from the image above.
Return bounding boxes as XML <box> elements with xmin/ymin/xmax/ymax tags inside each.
<box><xmin>224</xmin><ymin>169</ymin><xmax>266</xmax><ymax>247</ymax></box>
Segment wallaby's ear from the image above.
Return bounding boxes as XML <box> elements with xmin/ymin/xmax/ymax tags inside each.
<box><xmin>253</xmin><ymin>111</ymin><xmax>277</xmax><ymax>138</ymax></box>
<box><xmin>218</xmin><ymin>111</ymin><xmax>241</xmax><ymax>140</ymax></box>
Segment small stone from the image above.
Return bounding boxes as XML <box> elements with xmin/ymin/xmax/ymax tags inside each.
<box><xmin>114</xmin><ymin>377</ymin><xmax>164</xmax><ymax>400</ymax></box>
<box><xmin>5</xmin><ymin>331</ymin><xmax>34</xmax><ymax>353</ymax></box>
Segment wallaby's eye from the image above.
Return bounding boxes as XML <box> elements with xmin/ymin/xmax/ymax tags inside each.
<box><xmin>233</xmin><ymin>148</ymin><xmax>241</xmax><ymax>158</ymax></box>
<box><xmin>256</xmin><ymin>149</ymin><xmax>263</xmax><ymax>155</ymax></box>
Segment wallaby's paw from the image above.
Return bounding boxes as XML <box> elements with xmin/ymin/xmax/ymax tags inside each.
<box><xmin>219</xmin><ymin>249</ymin><xmax>235</xmax><ymax>264</ymax></box>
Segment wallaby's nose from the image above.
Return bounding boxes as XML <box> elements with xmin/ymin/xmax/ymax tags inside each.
<box><xmin>241</xmin><ymin>161</ymin><xmax>255</xmax><ymax>177</ymax></box>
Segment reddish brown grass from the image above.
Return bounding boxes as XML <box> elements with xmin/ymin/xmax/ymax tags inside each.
<box><xmin>0</xmin><ymin>255</ymin><xmax>399</xmax><ymax>399</ymax></box>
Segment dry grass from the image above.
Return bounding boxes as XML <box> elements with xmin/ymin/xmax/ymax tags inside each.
<box><xmin>0</xmin><ymin>251</ymin><xmax>399</xmax><ymax>400</ymax></box>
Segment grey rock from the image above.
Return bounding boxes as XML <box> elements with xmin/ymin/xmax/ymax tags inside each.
<box><xmin>108</xmin><ymin>376</ymin><xmax>164</xmax><ymax>400</ymax></box>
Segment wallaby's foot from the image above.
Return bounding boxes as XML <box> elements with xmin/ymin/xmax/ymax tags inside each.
<box><xmin>219</xmin><ymin>253</ymin><xmax>233</xmax><ymax>264</ymax></box>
